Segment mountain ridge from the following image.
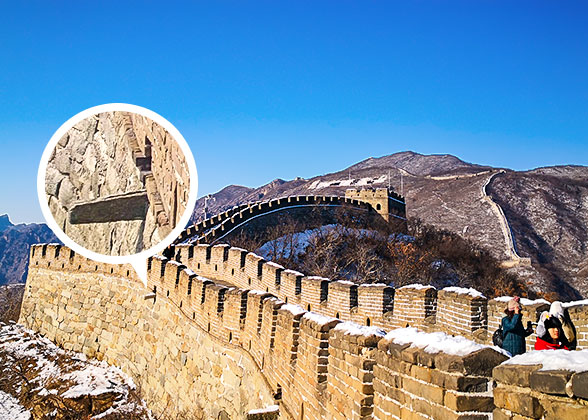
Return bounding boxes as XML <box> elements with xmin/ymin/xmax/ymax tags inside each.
<box><xmin>189</xmin><ymin>151</ymin><xmax>588</xmax><ymax>299</ymax></box>
<box><xmin>2</xmin><ymin>151</ymin><xmax>586</xmax><ymax>299</ymax></box>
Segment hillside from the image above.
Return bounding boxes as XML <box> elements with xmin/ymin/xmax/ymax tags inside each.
<box><xmin>0</xmin><ymin>215</ymin><xmax>58</xmax><ymax>285</ymax></box>
<box><xmin>189</xmin><ymin>151</ymin><xmax>588</xmax><ymax>299</ymax></box>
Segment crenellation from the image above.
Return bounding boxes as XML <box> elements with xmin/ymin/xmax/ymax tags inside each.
<box><xmin>437</xmin><ymin>288</ymin><xmax>488</xmax><ymax>340</ymax></box>
<box><xmin>390</xmin><ymin>284</ymin><xmax>437</xmax><ymax>330</ymax></box>
<box><xmin>19</xmin><ymin>244</ymin><xmax>588</xmax><ymax>419</ymax></box>
<box><xmin>301</xmin><ymin>276</ymin><xmax>331</xmax><ymax>313</ymax></box>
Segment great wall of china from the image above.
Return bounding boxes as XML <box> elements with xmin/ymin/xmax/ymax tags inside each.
<box><xmin>19</xmin><ymin>239</ymin><xmax>588</xmax><ymax>419</ymax></box>
<box><xmin>176</xmin><ymin>190</ymin><xmax>405</xmax><ymax>246</ymax></box>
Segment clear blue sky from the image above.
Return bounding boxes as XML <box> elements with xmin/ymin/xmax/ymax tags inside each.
<box><xmin>1</xmin><ymin>1</ymin><xmax>587</xmax><ymax>223</ymax></box>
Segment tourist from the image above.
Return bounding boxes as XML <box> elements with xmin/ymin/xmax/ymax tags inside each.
<box><xmin>536</xmin><ymin>301</ymin><xmax>577</xmax><ymax>349</ymax></box>
<box><xmin>501</xmin><ymin>296</ymin><xmax>533</xmax><ymax>356</ymax></box>
<box><xmin>535</xmin><ymin>316</ymin><xmax>570</xmax><ymax>350</ymax></box>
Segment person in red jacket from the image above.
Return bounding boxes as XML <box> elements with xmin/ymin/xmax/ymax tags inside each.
<box><xmin>535</xmin><ymin>316</ymin><xmax>570</xmax><ymax>350</ymax></box>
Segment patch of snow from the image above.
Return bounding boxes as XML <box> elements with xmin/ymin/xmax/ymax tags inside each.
<box><xmin>248</xmin><ymin>290</ymin><xmax>270</xmax><ymax>296</ymax></box>
<box><xmin>333</xmin><ymin>322</ymin><xmax>386</xmax><ymax>337</ymax></box>
<box><xmin>280</xmin><ymin>304</ymin><xmax>306</xmax><ymax>316</ymax></box>
<box><xmin>0</xmin><ymin>391</ymin><xmax>31</xmax><ymax>420</ymax></box>
<box><xmin>283</xmin><ymin>269</ymin><xmax>304</xmax><ymax>277</ymax></box>
<box><xmin>303</xmin><ymin>312</ymin><xmax>338</xmax><ymax>326</ymax></box>
<box><xmin>504</xmin><ymin>349</ymin><xmax>588</xmax><ymax>372</ymax></box>
<box><xmin>0</xmin><ymin>324</ymin><xmax>139</xmax><ymax>412</ymax></box>
<box><xmin>60</xmin><ymin>364</ymin><xmax>132</xmax><ymax>399</ymax></box>
<box><xmin>183</xmin><ymin>268</ymin><xmax>196</xmax><ymax>277</ymax></box>
<box><xmin>247</xmin><ymin>252</ymin><xmax>264</xmax><ymax>260</ymax></box>
<box><xmin>358</xmin><ymin>283</ymin><xmax>388</xmax><ymax>288</ymax></box>
<box><xmin>562</xmin><ymin>299</ymin><xmax>588</xmax><ymax>308</ymax></box>
<box><xmin>399</xmin><ymin>284</ymin><xmax>435</xmax><ymax>291</ymax></box>
<box><xmin>385</xmin><ymin>327</ymin><xmax>508</xmax><ymax>357</ymax></box>
<box><xmin>229</xmin><ymin>247</ymin><xmax>248</xmax><ymax>253</ymax></box>
<box><xmin>165</xmin><ymin>260</ymin><xmax>183</xmax><ymax>268</ymax></box>
<box><xmin>494</xmin><ymin>296</ymin><xmax>550</xmax><ymax>306</ymax></box>
<box><xmin>248</xmin><ymin>405</ymin><xmax>279</xmax><ymax>414</ymax></box>
<box><xmin>442</xmin><ymin>287</ymin><xmax>485</xmax><ymax>299</ymax></box>
<box><xmin>265</xmin><ymin>261</ymin><xmax>284</xmax><ymax>269</ymax></box>
<box><xmin>334</xmin><ymin>280</ymin><xmax>356</xmax><ymax>286</ymax></box>
<box><xmin>307</xmin><ymin>175</ymin><xmax>388</xmax><ymax>190</ymax></box>
<box><xmin>305</xmin><ymin>276</ymin><xmax>330</xmax><ymax>282</ymax></box>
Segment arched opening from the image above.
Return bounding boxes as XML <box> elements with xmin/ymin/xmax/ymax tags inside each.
<box><xmin>376</xmin><ymin>203</ymin><xmax>382</xmax><ymax>211</ymax></box>
<box><xmin>366</xmin><ymin>317</ymin><xmax>371</xmax><ymax>326</ymax></box>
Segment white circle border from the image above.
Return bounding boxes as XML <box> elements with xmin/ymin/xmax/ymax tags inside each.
<box><xmin>37</xmin><ymin>103</ymin><xmax>198</xmax><ymax>265</ymax></box>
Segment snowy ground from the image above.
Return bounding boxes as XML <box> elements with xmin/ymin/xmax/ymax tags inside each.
<box><xmin>0</xmin><ymin>322</ymin><xmax>151</xmax><ymax>419</ymax></box>
<box><xmin>0</xmin><ymin>391</ymin><xmax>30</xmax><ymax>420</ymax></box>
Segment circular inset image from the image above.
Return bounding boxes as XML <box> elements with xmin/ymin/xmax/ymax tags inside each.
<box><xmin>40</xmin><ymin>105</ymin><xmax>197</xmax><ymax>258</ymax></box>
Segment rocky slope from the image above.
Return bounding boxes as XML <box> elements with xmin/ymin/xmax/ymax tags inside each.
<box><xmin>0</xmin><ymin>323</ymin><xmax>151</xmax><ymax>419</ymax></box>
<box><xmin>0</xmin><ymin>215</ymin><xmax>58</xmax><ymax>286</ymax></box>
<box><xmin>190</xmin><ymin>151</ymin><xmax>588</xmax><ymax>299</ymax></box>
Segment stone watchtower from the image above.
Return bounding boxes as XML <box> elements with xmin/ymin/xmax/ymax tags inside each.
<box><xmin>345</xmin><ymin>187</ymin><xmax>405</xmax><ymax>222</ymax></box>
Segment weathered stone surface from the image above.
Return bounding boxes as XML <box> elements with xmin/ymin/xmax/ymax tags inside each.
<box><xmin>19</xmin><ymin>244</ymin><xmax>588</xmax><ymax>420</ymax></box>
<box><xmin>493</xmin><ymin>387</ymin><xmax>544</xmax><ymax>418</ymax></box>
<box><xmin>540</xmin><ymin>396</ymin><xmax>588</xmax><ymax>420</ymax></box>
<box><xmin>570</xmin><ymin>371</ymin><xmax>588</xmax><ymax>400</ymax></box>
<box><xmin>529</xmin><ymin>369</ymin><xmax>573</xmax><ymax>396</ymax></box>
<box><xmin>45</xmin><ymin>111</ymin><xmax>190</xmax><ymax>256</ymax></box>
<box><xmin>493</xmin><ymin>363</ymin><xmax>542</xmax><ymax>388</ymax></box>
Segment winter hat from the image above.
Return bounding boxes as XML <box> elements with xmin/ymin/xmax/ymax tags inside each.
<box><xmin>544</xmin><ymin>316</ymin><xmax>562</xmax><ymax>330</ymax></box>
<box><xmin>550</xmin><ymin>301</ymin><xmax>564</xmax><ymax>319</ymax></box>
<box><xmin>507</xmin><ymin>297</ymin><xmax>520</xmax><ymax>311</ymax></box>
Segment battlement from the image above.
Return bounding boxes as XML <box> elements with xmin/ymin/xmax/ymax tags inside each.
<box><xmin>19</xmin><ymin>244</ymin><xmax>588</xmax><ymax>419</ymax></box>
<box><xmin>173</xmin><ymin>243</ymin><xmax>588</xmax><ymax>349</ymax></box>
<box><xmin>28</xmin><ymin>244</ymin><xmax>140</xmax><ymax>282</ymax></box>
<box><xmin>174</xmin><ymin>194</ymin><xmax>392</xmax><ymax>245</ymax></box>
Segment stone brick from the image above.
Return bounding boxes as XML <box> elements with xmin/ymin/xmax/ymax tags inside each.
<box><xmin>571</xmin><ymin>371</ymin><xmax>588</xmax><ymax>400</ymax></box>
<box><xmin>529</xmin><ymin>369</ymin><xmax>573</xmax><ymax>396</ymax></box>
<box><xmin>493</xmin><ymin>363</ymin><xmax>542</xmax><ymax>388</ymax></box>
<box><xmin>444</xmin><ymin>391</ymin><xmax>494</xmax><ymax>412</ymax></box>
<box><xmin>492</xmin><ymin>408</ymin><xmax>512</xmax><ymax>420</ymax></box>
<box><xmin>493</xmin><ymin>387</ymin><xmax>544</xmax><ymax>418</ymax></box>
<box><xmin>540</xmin><ymin>398</ymin><xmax>588</xmax><ymax>420</ymax></box>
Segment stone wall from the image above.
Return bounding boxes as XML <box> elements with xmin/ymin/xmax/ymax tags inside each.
<box><xmin>173</xmin><ymin>243</ymin><xmax>588</xmax><ymax>349</ymax></box>
<box><xmin>174</xmin><ymin>195</ymin><xmax>380</xmax><ymax>245</ymax></box>
<box><xmin>374</xmin><ymin>337</ymin><xmax>503</xmax><ymax>420</ymax></box>
<box><xmin>19</xmin><ymin>244</ymin><xmax>588</xmax><ymax>419</ymax></box>
<box><xmin>493</xmin><ymin>362</ymin><xmax>588</xmax><ymax>419</ymax></box>
<box><xmin>20</xmin><ymin>245</ymin><xmax>275</xmax><ymax>419</ymax></box>
<box><xmin>345</xmin><ymin>187</ymin><xmax>405</xmax><ymax>222</ymax></box>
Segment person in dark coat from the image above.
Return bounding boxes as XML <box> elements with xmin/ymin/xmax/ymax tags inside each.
<box><xmin>535</xmin><ymin>316</ymin><xmax>570</xmax><ymax>350</ymax></box>
<box><xmin>501</xmin><ymin>296</ymin><xmax>533</xmax><ymax>356</ymax></box>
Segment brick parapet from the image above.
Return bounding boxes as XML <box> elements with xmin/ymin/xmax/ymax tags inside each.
<box><xmin>20</xmin><ymin>244</ymin><xmax>588</xmax><ymax>420</ymax></box>
<box><xmin>493</xmin><ymin>363</ymin><xmax>588</xmax><ymax>419</ymax></box>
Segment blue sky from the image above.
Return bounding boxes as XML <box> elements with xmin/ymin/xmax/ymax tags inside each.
<box><xmin>1</xmin><ymin>1</ymin><xmax>587</xmax><ymax>223</ymax></box>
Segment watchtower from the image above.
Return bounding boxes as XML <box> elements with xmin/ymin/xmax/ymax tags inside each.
<box><xmin>345</xmin><ymin>187</ymin><xmax>405</xmax><ymax>222</ymax></box>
